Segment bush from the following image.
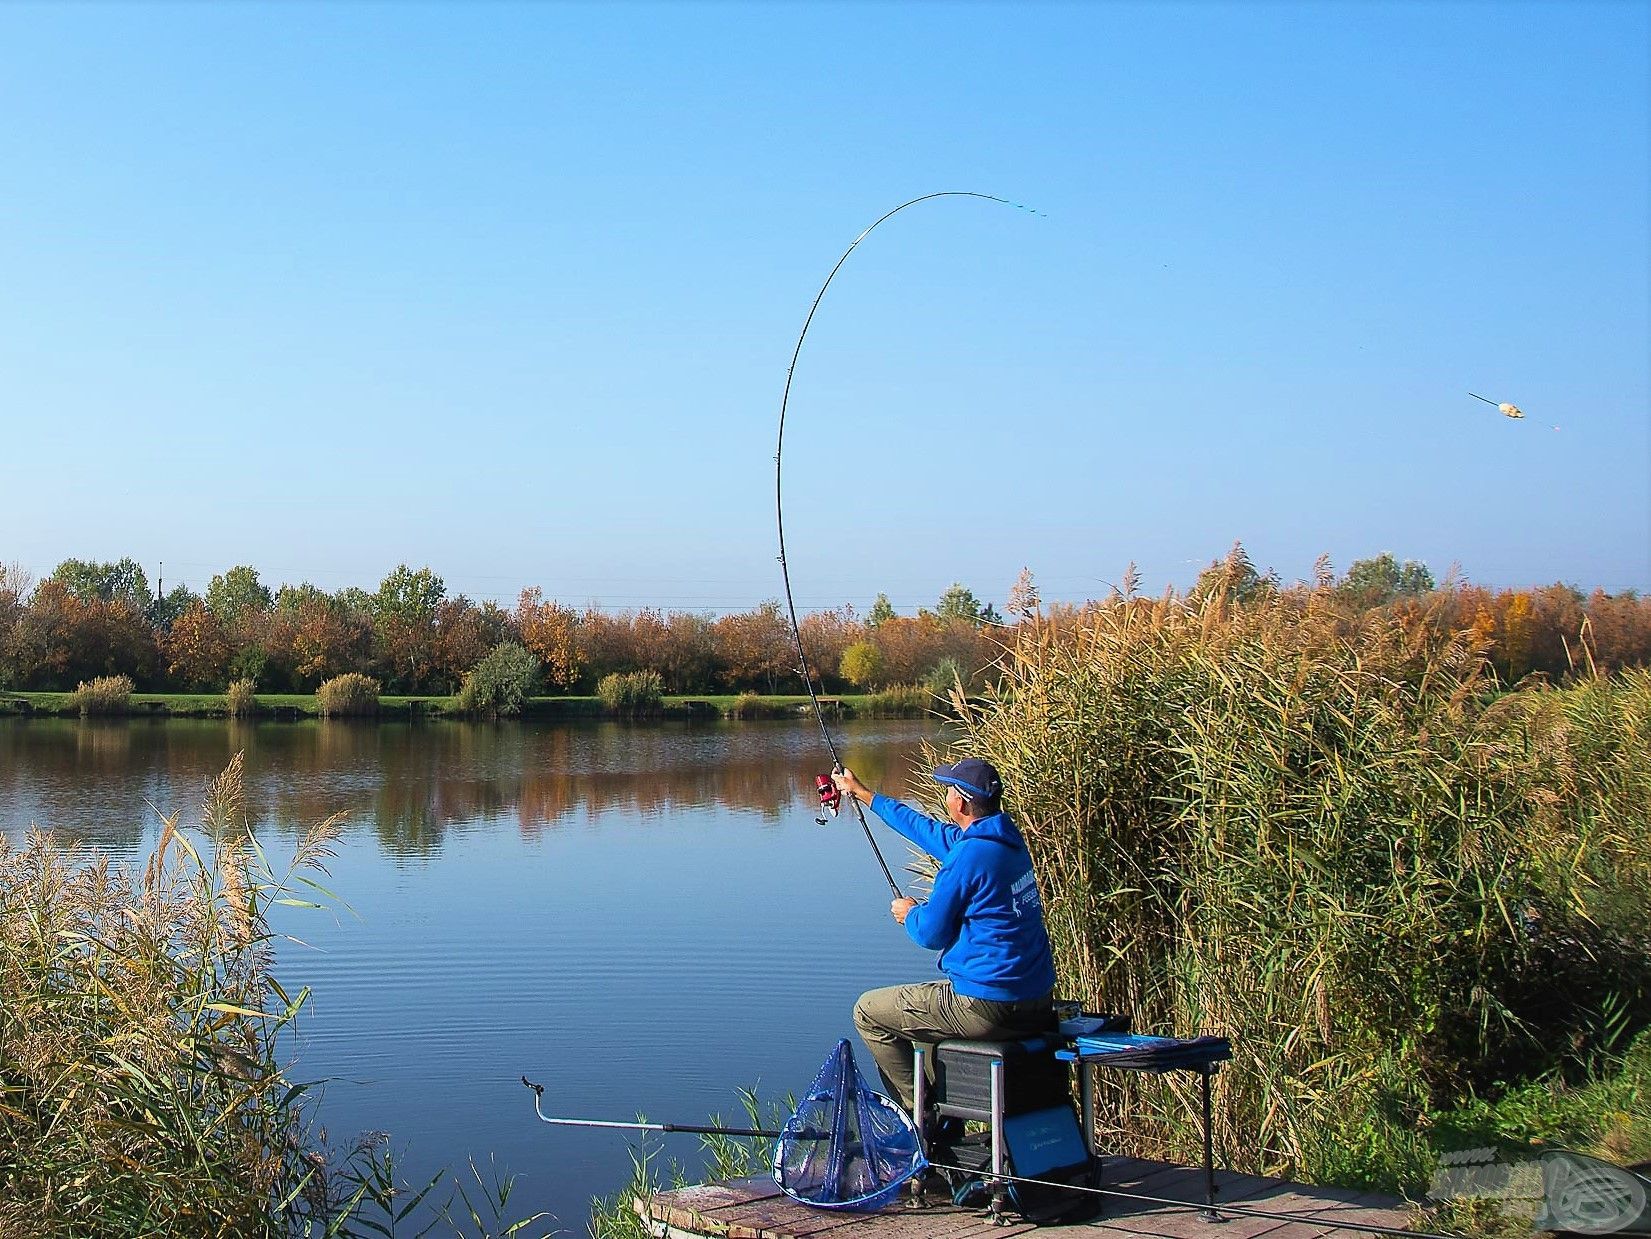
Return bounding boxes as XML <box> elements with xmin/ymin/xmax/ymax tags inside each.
<box><xmin>455</xmin><ymin>642</ymin><xmax>541</xmax><ymax>718</ymax></box>
<box><xmin>315</xmin><ymin>672</ymin><xmax>380</xmax><ymax>718</ymax></box>
<box><xmin>726</xmin><ymin>690</ymin><xmax>765</xmax><ymax>719</ymax></box>
<box><xmin>225</xmin><ymin>677</ymin><xmax>257</xmax><ymax>718</ymax></box>
<box><xmin>921</xmin><ymin>656</ymin><xmax>965</xmax><ymax>703</ymax></box>
<box><xmin>597</xmin><ymin>669</ymin><xmax>663</xmax><ymax>717</ymax></box>
<box><xmin>71</xmin><ymin>674</ymin><xmax>133</xmax><ymax>715</ymax></box>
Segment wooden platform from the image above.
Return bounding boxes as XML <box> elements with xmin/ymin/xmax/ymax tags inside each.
<box><xmin>635</xmin><ymin>1157</ymin><xmax>1412</xmax><ymax>1239</ymax></box>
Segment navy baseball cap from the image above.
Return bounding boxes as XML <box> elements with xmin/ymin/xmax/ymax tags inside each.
<box><xmin>932</xmin><ymin>758</ymin><xmax>1002</xmax><ymax>801</ymax></box>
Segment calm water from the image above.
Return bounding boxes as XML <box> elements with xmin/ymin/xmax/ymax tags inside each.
<box><xmin>0</xmin><ymin>716</ymin><xmax>947</xmax><ymax>1233</ymax></box>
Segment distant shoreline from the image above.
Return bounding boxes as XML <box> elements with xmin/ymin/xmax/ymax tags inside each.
<box><xmin>0</xmin><ymin>690</ymin><xmax>921</xmax><ymax>722</ymax></box>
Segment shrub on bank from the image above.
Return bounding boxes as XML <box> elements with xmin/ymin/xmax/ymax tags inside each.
<box><xmin>315</xmin><ymin>672</ymin><xmax>380</xmax><ymax>718</ymax></box>
<box><xmin>921</xmin><ymin>656</ymin><xmax>966</xmax><ymax>703</ymax></box>
<box><xmin>456</xmin><ymin>642</ymin><xmax>541</xmax><ymax>718</ymax></box>
<box><xmin>71</xmin><ymin>674</ymin><xmax>133</xmax><ymax>715</ymax></box>
<box><xmin>225</xmin><ymin>677</ymin><xmax>256</xmax><ymax>718</ymax></box>
<box><xmin>597</xmin><ymin>669</ymin><xmax>664</xmax><ymax>717</ymax></box>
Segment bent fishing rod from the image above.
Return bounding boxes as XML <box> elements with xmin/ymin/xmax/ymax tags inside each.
<box><xmin>774</xmin><ymin>192</ymin><xmax>1040</xmax><ymax>899</ymax></box>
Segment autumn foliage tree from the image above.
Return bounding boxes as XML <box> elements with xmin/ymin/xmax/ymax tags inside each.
<box><xmin>712</xmin><ymin>601</ymin><xmax>793</xmax><ymax>692</ymax></box>
<box><xmin>372</xmin><ymin>565</ymin><xmax>446</xmax><ymax>692</ymax></box>
<box><xmin>163</xmin><ymin>601</ymin><xmax>233</xmax><ymax>690</ymax></box>
<box><xmin>265</xmin><ymin>586</ymin><xmax>372</xmax><ymax>691</ymax></box>
<box><xmin>517</xmin><ymin>589</ymin><xmax>583</xmax><ymax>690</ymax></box>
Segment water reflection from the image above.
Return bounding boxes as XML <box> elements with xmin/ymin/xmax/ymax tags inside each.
<box><xmin>0</xmin><ymin>718</ymin><xmax>935</xmax><ymax>856</ymax></box>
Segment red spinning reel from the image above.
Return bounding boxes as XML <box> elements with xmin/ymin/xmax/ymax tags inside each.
<box><xmin>814</xmin><ymin>774</ymin><xmax>842</xmax><ymax>823</ymax></box>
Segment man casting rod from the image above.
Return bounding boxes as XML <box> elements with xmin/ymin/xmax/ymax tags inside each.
<box><xmin>773</xmin><ymin>191</ymin><xmax>1040</xmax><ymax>898</ymax></box>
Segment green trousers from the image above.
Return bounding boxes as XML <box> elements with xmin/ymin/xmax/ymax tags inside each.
<box><xmin>852</xmin><ymin>980</ymin><xmax>1055</xmax><ymax>1113</ymax></box>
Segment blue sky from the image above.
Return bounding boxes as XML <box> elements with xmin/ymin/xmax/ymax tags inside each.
<box><xmin>3</xmin><ymin>1</ymin><xmax>1646</xmax><ymax>614</ymax></box>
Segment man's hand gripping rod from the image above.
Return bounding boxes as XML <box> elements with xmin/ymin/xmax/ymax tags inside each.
<box><xmin>821</xmin><ymin>760</ymin><xmax>902</xmax><ymax>899</ymax></box>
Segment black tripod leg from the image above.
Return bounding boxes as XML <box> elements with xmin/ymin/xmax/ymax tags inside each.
<box><xmin>1200</xmin><ymin>1066</ymin><xmax>1223</xmax><ymax>1222</ymax></box>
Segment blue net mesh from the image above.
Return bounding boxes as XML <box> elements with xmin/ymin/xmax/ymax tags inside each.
<box><xmin>772</xmin><ymin>1039</ymin><xmax>926</xmax><ymax>1211</ymax></box>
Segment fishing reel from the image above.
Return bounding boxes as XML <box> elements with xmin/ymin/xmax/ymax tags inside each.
<box><xmin>814</xmin><ymin>774</ymin><xmax>842</xmax><ymax>824</ymax></box>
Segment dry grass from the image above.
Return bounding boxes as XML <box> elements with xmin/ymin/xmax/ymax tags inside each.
<box><xmin>226</xmin><ymin>676</ymin><xmax>257</xmax><ymax>718</ymax></box>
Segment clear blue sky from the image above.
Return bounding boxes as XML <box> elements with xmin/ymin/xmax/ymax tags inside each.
<box><xmin>3</xmin><ymin>1</ymin><xmax>1647</xmax><ymax>614</ymax></box>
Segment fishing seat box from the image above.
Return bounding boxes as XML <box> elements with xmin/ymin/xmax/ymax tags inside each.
<box><xmin>930</xmin><ymin>1035</ymin><xmax>1072</xmax><ymax>1120</ymax></box>
<box><xmin>923</xmin><ymin>1034</ymin><xmax>1104</xmax><ymax>1225</ymax></box>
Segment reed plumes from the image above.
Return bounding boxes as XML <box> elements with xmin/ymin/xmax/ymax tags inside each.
<box><xmin>946</xmin><ymin>584</ymin><xmax>1651</xmax><ymax>1191</ymax></box>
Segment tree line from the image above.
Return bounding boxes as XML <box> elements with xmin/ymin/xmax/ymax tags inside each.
<box><xmin>0</xmin><ymin>559</ymin><xmax>1002</xmax><ymax>696</ymax></box>
<box><xmin>1</xmin><ymin>551</ymin><xmax>1647</xmax><ymax>698</ymax></box>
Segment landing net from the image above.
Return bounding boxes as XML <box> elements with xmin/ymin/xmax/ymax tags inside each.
<box><xmin>772</xmin><ymin>1039</ymin><xmax>926</xmax><ymax>1211</ymax></box>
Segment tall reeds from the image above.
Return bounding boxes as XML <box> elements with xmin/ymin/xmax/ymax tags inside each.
<box><xmin>0</xmin><ymin>756</ymin><xmax>554</xmax><ymax>1236</ymax></box>
<box><xmin>70</xmin><ymin>673</ymin><xmax>134</xmax><ymax>715</ymax></box>
<box><xmin>315</xmin><ymin>672</ymin><xmax>380</xmax><ymax>718</ymax></box>
<box><xmin>0</xmin><ymin>755</ymin><xmax>351</xmax><ymax>1233</ymax></box>
<box><xmin>944</xmin><ymin>582</ymin><xmax>1651</xmax><ymax>1190</ymax></box>
<box><xmin>597</xmin><ymin>670</ymin><xmax>664</xmax><ymax>717</ymax></box>
<box><xmin>226</xmin><ymin>676</ymin><xmax>257</xmax><ymax>718</ymax></box>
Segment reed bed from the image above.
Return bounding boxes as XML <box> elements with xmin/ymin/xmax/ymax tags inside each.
<box><xmin>942</xmin><ymin>582</ymin><xmax>1650</xmax><ymax>1191</ymax></box>
<box><xmin>597</xmin><ymin>670</ymin><xmax>664</xmax><ymax>717</ymax></box>
<box><xmin>70</xmin><ymin>673</ymin><xmax>134</xmax><ymax>715</ymax></box>
<box><xmin>858</xmin><ymin>684</ymin><xmax>931</xmax><ymax>717</ymax></box>
<box><xmin>226</xmin><ymin>676</ymin><xmax>258</xmax><ymax>718</ymax></box>
<box><xmin>315</xmin><ymin>672</ymin><xmax>381</xmax><ymax>718</ymax></box>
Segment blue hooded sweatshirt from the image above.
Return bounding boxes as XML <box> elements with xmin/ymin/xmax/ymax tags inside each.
<box><xmin>869</xmin><ymin>793</ymin><xmax>1057</xmax><ymax>1002</ymax></box>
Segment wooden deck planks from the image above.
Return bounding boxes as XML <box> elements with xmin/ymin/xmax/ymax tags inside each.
<box><xmin>637</xmin><ymin>1158</ymin><xmax>1411</xmax><ymax>1239</ymax></box>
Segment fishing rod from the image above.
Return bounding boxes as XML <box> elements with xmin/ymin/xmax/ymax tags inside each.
<box><xmin>521</xmin><ymin>1077</ymin><xmax>781</xmax><ymax>1139</ymax></box>
<box><xmin>773</xmin><ymin>192</ymin><xmax>1040</xmax><ymax>899</ymax></box>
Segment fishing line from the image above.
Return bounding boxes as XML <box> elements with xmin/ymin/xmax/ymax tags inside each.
<box><xmin>773</xmin><ymin>192</ymin><xmax>1041</xmax><ymax>899</ymax></box>
<box><xmin>919</xmin><ymin>1159</ymin><xmax>1465</xmax><ymax>1239</ymax></box>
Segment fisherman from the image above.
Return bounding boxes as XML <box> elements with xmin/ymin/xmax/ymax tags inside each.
<box><xmin>831</xmin><ymin>758</ymin><xmax>1057</xmax><ymax>1117</ymax></box>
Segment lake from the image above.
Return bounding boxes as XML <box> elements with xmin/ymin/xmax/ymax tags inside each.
<box><xmin>0</xmin><ymin>715</ymin><xmax>948</xmax><ymax>1233</ymax></box>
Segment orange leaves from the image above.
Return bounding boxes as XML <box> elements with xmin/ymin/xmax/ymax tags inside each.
<box><xmin>517</xmin><ymin>589</ymin><xmax>583</xmax><ymax>691</ymax></box>
<box><xmin>163</xmin><ymin>602</ymin><xmax>232</xmax><ymax>690</ymax></box>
